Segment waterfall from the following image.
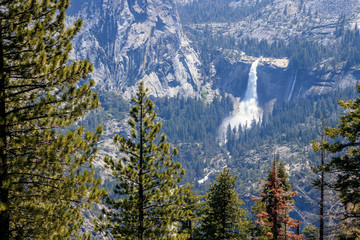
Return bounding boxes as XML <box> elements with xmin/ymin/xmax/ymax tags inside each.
<box><xmin>287</xmin><ymin>71</ymin><xmax>297</xmax><ymax>101</ymax></box>
<box><xmin>244</xmin><ymin>60</ymin><xmax>259</xmax><ymax>102</ymax></box>
<box><xmin>219</xmin><ymin>59</ymin><xmax>262</xmax><ymax>141</ymax></box>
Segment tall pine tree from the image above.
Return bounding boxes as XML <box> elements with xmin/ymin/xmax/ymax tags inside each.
<box><xmin>98</xmin><ymin>82</ymin><xmax>186</xmax><ymax>239</ymax></box>
<box><xmin>314</xmin><ymin>83</ymin><xmax>360</xmax><ymax>238</ymax></box>
<box><xmin>312</xmin><ymin>116</ymin><xmax>327</xmax><ymax>240</ymax></box>
<box><xmin>0</xmin><ymin>0</ymin><xmax>105</xmax><ymax>239</ymax></box>
<box><xmin>199</xmin><ymin>168</ymin><xmax>250</xmax><ymax>240</ymax></box>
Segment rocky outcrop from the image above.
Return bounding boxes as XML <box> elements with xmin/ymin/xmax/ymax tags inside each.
<box><xmin>189</xmin><ymin>0</ymin><xmax>360</xmax><ymax>42</ymax></box>
<box><xmin>212</xmin><ymin>50</ymin><xmax>360</xmax><ymax>106</ymax></box>
<box><xmin>68</xmin><ymin>0</ymin><xmax>204</xmax><ymax>98</ymax></box>
<box><xmin>67</xmin><ymin>0</ymin><xmax>360</xmax><ymax>101</ymax></box>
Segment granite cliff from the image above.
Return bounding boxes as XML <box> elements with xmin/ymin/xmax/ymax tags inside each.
<box><xmin>68</xmin><ymin>0</ymin><xmax>360</xmax><ymax>103</ymax></box>
<box><xmin>68</xmin><ymin>0</ymin><xmax>204</xmax><ymax>98</ymax></box>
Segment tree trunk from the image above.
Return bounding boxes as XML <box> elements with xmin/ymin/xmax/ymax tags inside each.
<box><xmin>138</xmin><ymin>100</ymin><xmax>144</xmax><ymax>240</ymax></box>
<box><xmin>284</xmin><ymin>208</ymin><xmax>287</xmax><ymax>240</ymax></box>
<box><xmin>273</xmin><ymin>196</ymin><xmax>279</xmax><ymax>240</ymax></box>
<box><xmin>320</xmin><ymin>117</ymin><xmax>325</xmax><ymax>240</ymax></box>
<box><xmin>0</xmin><ymin>19</ymin><xmax>9</xmax><ymax>240</ymax></box>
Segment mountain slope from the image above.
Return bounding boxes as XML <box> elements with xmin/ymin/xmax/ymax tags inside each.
<box><xmin>68</xmin><ymin>0</ymin><xmax>204</xmax><ymax>98</ymax></box>
<box><xmin>179</xmin><ymin>0</ymin><xmax>360</xmax><ymax>42</ymax></box>
<box><xmin>68</xmin><ymin>0</ymin><xmax>360</xmax><ymax>234</ymax></box>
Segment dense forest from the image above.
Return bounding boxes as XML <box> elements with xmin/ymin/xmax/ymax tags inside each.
<box><xmin>81</xmin><ymin>84</ymin><xmax>358</xmax><ymax>197</ymax></box>
<box><xmin>89</xmin><ymin>84</ymin><xmax>360</xmax><ymax>239</ymax></box>
<box><xmin>177</xmin><ymin>0</ymin><xmax>274</xmax><ymax>24</ymax></box>
<box><xmin>184</xmin><ymin>24</ymin><xmax>360</xmax><ymax>71</ymax></box>
<box><xmin>179</xmin><ymin>0</ymin><xmax>360</xmax><ymax>71</ymax></box>
<box><xmin>2</xmin><ymin>0</ymin><xmax>360</xmax><ymax>239</ymax></box>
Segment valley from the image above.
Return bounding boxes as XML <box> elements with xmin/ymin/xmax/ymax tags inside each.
<box><xmin>68</xmin><ymin>0</ymin><xmax>360</xmax><ymax>238</ymax></box>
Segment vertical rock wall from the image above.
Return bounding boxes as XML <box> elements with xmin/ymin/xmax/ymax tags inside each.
<box><xmin>68</xmin><ymin>0</ymin><xmax>204</xmax><ymax>98</ymax></box>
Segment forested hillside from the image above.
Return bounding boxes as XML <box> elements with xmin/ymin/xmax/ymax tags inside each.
<box><xmin>184</xmin><ymin>21</ymin><xmax>360</xmax><ymax>71</ymax></box>
<box><xmin>82</xmin><ymin>86</ymin><xmax>357</xmax><ymax>191</ymax></box>
<box><xmin>80</xmin><ymin>84</ymin><xmax>359</xmax><ymax>238</ymax></box>
<box><xmin>3</xmin><ymin>0</ymin><xmax>360</xmax><ymax>239</ymax></box>
<box><xmin>81</xmin><ymin>0</ymin><xmax>360</xmax><ymax>238</ymax></box>
<box><xmin>177</xmin><ymin>0</ymin><xmax>274</xmax><ymax>23</ymax></box>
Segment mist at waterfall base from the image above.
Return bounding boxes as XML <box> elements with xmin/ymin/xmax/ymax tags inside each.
<box><xmin>219</xmin><ymin>60</ymin><xmax>263</xmax><ymax>142</ymax></box>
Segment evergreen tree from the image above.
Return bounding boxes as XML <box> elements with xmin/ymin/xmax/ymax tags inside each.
<box><xmin>0</xmin><ymin>0</ymin><xmax>104</xmax><ymax>239</ymax></box>
<box><xmin>178</xmin><ymin>183</ymin><xmax>203</xmax><ymax>240</ymax></box>
<box><xmin>199</xmin><ymin>168</ymin><xmax>249</xmax><ymax>240</ymax></box>
<box><xmin>314</xmin><ymin>83</ymin><xmax>360</xmax><ymax>238</ymax></box>
<box><xmin>276</xmin><ymin>160</ymin><xmax>295</xmax><ymax>238</ymax></box>
<box><xmin>302</xmin><ymin>223</ymin><xmax>319</xmax><ymax>240</ymax></box>
<box><xmin>311</xmin><ymin>116</ymin><xmax>327</xmax><ymax>240</ymax></box>
<box><xmin>252</xmin><ymin>159</ymin><xmax>302</xmax><ymax>240</ymax></box>
<box><xmin>98</xmin><ymin>82</ymin><xmax>186</xmax><ymax>239</ymax></box>
<box><xmin>278</xmin><ymin>161</ymin><xmax>291</xmax><ymax>191</ymax></box>
<box><xmin>249</xmin><ymin>201</ymin><xmax>271</xmax><ymax>240</ymax></box>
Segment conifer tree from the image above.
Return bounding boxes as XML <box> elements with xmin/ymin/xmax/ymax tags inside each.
<box><xmin>252</xmin><ymin>159</ymin><xmax>302</xmax><ymax>240</ymax></box>
<box><xmin>313</xmin><ymin>83</ymin><xmax>360</xmax><ymax>238</ymax></box>
<box><xmin>178</xmin><ymin>183</ymin><xmax>203</xmax><ymax>240</ymax></box>
<box><xmin>199</xmin><ymin>168</ymin><xmax>249</xmax><ymax>240</ymax></box>
<box><xmin>302</xmin><ymin>223</ymin><xmax>319</xmax><ymax>240</ymax></box>
<box><xmin>311</xmin><ymin>116</ymin><xmax>327</xmax><ymax>240</ymax></box>
<box><xmin>278</xmin><ymin>161</ymin><xmax>291</xmax><ymax>191</ymax></box>
<box><xmin>98</xmin><ymin>82</ymin><xmax>186</xmax><ymax>239</ymax></box>
<box><xmin>0</xmin><ymin>0</ymin><xmax>105</xmax><ymax>239</ymax></box>
<box><xmin>277</xmin><ymin>160</ymin><xmax>294</xmax><ymax>238</ymax></box>
<box><xmin>249</xmin><ymin>201</ymin><xmax>271</xmax><ymax>240</ymax></box>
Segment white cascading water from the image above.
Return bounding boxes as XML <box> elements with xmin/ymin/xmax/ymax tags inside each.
<box><xmin>287</xmin><ymin>70</ymin><xmax>297</xmax><ymax>101</ymax></box>
<box><xmin>219</xmin><ymin>59</ymin><xmax>263</xmax><ymax>141</ymax></box>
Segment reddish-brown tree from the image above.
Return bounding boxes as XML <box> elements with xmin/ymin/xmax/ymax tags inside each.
<box><xmin>251</xmin><ymin>159</ymin><xmax>303</xmax><ymax>240</ymax></box>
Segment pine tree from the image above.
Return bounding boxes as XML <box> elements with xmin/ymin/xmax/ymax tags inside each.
<box><xmin>0</xmin><ymin>0</ymin><xmax>105</xmax><ymax>239</ymax></box>
<box><xmin>277</xmin><ymin>161</ymin><xmax>291</xmax><ymax>191</ymax></box>
<box><xmin>302</xmin><ymin>223</ymin><xmax>319</xmax><ymax>240</ymax></box>
<box><xmin>311</xmin><ymin>116</ymin><xmax>326</xmax><ymax>240</ymax></box>
<box><xmin>252</xmin><ymin>159</ymin><xmax>302</xmax><ymax>240</ymax></box>
<box><xmin>249</xmin><ymin>201</ymin><xmax>271</xmax><ymax>240</ymax></box>
<box><xmin>178</xmin><ymin>183</ymin><xmax>203</xmax><ymax>240</ymax></box>
<box><xmin>276</xmin><ymin>160</ymin><xmax>295</xmax><ymax>238</ymax></box>
<box><xmin>98</xmin><ymin>82</ymin><xmax>186</xmax><ymax>239</ymax></box>
<box><xmin>199</xmin><ymin>168</ymin><xmax>249</xmax><ymax>240</ymax></box>
<box><xmin>313</xmin><ymin>83</ymin><xmax>360</xmax><ymax>238</ymax></box>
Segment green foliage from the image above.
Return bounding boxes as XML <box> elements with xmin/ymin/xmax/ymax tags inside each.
<box><xmin>198</xmin><ymin>168</ymin><xmax>250</xmax><ymax>240</ymax></box>
<box><xmin>178</xmin><ymin>183</ymin><xmax>203</xmax><ymax>239</ymax></box>
<box><xmin>302</xmin><ymin>223</ymin><xmax>319</xmax><ymax>240</ymax></box>
<box><xmin>98</xmin><ymin>82</ymin><xmax>186</xmax><ymax>239</ymax></box>
<box><xmin>228</xmin><ymin>87</ymin><xmax>357</xmax><ymax>161</ymax></box>
<box><xmin>0</xmin><ymin>0</ymin><xmax>105</xmax><ymax>239</ymax></box>
<box><xmin>249</xmin><ymin>201</ymin><xmax>271</xmax><ymax>240</ymax></box>
<box><xmin>183</xmin><ymin>22</ymin><xmax>327</xmax><ymax>70</ymax></box>
<box><xmin>184</xmin><ymin>20</ymin><xmax>360</xmax><ymax>70</ymax></box>
<box><xmin>277</xmin><ymin>161</ymin><xmax>292</xmax><ymax>194</ymax></box>
<box><xmin>336</xmin><ymin>25</ymin><xmax>360</xmax><ymax>69</ymax></box>
<box><xmin>152</xmin><ymin>95</ymin><xmax>233</xmax><ymax>185</ymax></box>
<box><xmin>315</xmin><ymin>84</ymin><xmax>360</xmax><ymax>238</ymax></box>
<box><xmin>153</xmin><ymin>96</ymin><xmax>233</xmax><ymax>144</ymax></box>
<box><xmin>177</xmin><ymin>0</ymin><xmax>273</xmax><ymax>24</ymax></box>
<box><xmin>78</xmin><ymin>91</ymin><xmax>129</xmax><ymax>132</ymax></box>
<box><xmin>89</xmin><ymin>84</ymin><xmax>357</xmax><ymax>199</ymax></box>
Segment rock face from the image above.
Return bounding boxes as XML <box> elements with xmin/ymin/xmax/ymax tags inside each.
<box><xmin>67</xmin><ymin>0</ymin><xmax>360</xmax><ymax>102</ymax></box>
<box><xmin>186</xmin><ymin>0</ymin><xmax>360</xmax><ymax>43</ymax></box>
<box><xmin>68</xmin><ymin>0</ymin><xmax>203</xmax><ymax>98</ymax></box>
<box><xmin>213</xmin><ymin>51</ymin><xmax>359</xmax><ymax>106</ymax></box>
